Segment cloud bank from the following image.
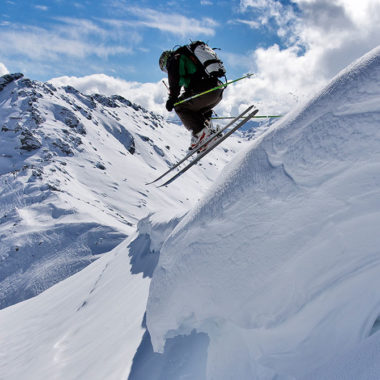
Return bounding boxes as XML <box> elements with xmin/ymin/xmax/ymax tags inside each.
<box><xmin>125</xmin><ymin>7</ymin><xmax>217</xmax><ymax>37</ymax></box>
<box><xmin>49</xmin><ymin>74</ymin><xmax>168</xmax><ymax>116</ymax></box>
<box><xmin>0</xmin><ymin>63</ymin><xmax>9</xmax><ymax>76</ymax></box>
<box><xmin>49</xmin><ymin>1</ymin><xmax>380</xmax><ymax>118</ymax></box>
<box><xmin>233</xmin><ymin>0</ymin><xmax>380</xmax><ymax>113</ymax></box>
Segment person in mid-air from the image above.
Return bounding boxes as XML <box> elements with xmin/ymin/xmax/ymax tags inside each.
<box><xmin>159</xmin><ymin>42</ymin><xmax>225</xmax><ymax>151</ymax></box>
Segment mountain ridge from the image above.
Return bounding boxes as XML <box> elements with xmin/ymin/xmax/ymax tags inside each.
<box><xmin>0</xmin><ymin>72</ymin><xmax>248</xmax><ymax>309</ymax></box>
<box><xmin>146</xmin><ymin>45</ymin><xmax>380</xmax><ymax>379</ymax></box>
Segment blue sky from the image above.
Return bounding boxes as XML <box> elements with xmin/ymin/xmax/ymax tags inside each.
<box><xmin>1</xmin><ymin>0</ymin><xmax>292</xmax><ymax>82</ymax></box>
<box><xmin>1</xmin><ymin>0</ymin><xmax>380</xmax><ymax>116</ymax></box>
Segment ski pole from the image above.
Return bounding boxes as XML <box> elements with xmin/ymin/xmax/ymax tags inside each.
<box><xmin>173</xmin><ymin>73</ymin><xmax>254</xmax><ymax>107</ymax></box>
<box><xmin>162</xmin><ymin>80</ymin><xmax>169</xmax><ymax>92</ymax></box>
<box><xmin>212</xmin><ymin>115</ymin><xmax>282</xmax><ymax>119</ymax></box>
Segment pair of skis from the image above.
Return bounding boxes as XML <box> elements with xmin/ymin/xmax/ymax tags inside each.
<box><xmin>147</xmin><ymin>105</ymin><xmax>258</xmax><ymax>187</ymax></box>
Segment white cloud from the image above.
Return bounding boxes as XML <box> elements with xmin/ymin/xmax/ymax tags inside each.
<box><xmin>221</xmin><ymin>45</ymin><xmax>325</xmax><ymax>116</ymax></box>
<box><xmin>293</xmin><ymin>0</ymin><xmax>380</xmax><ymax>77</ymax></box>
<box><xmin>92</xmin><ymin>0</ymin><xmax>376</xmax><ymax>118</ymax></box>
<box><xmin>0</xmin><ymin>62</ymin><xmax>9</xmax><ymax>76</ymax></box>
<box><xmin>49</xmin><ymin>74</ymin><xmax>169</xmax><ymax>115</ymax></box>
<box><xmin>108</xmin><ymin>3</ymin><xmax>217</xmax><ymax>37</ymax></box>
<box><xmin>0</xmin><ymin>27</ymin><xmax>130</xmax><ymax>61</ymax></box>
<box><xmin>240</xmin><ymin>0</ymin><xmax>269</xmax><ymax>10</ymax></box>
<box><xmin>0</xmin><ymin>18</ymin><xmax>137</xmax><ymax>65</ymax></box>
<box><xmin>35</xmin><ymin>5</ymin><xmax>48</xmax><ymax>11</ymax></box>
<box><xmin>125</xmin><ymin>7</ymin><xmax>217</xmax><ymax>37</ymax></box>
<box><xmin>46</xmin><ymin>0</ymin><xmax>380</xmax><ymax>122</ymax></box>
<box><xmin>234</xmin><ymin>0</ymin><xmax>380</xmax><ymax>115</ymax></box>
<box><xmin>47</xmin><ymin>72</ymin><xmax>272</xmax><ymax>121</ymax></box>
<box><xmin>53</xmin><ymin>17</ymin><xmax>110</xmax><ymax>38</ymax></box>
<box><xmin>23</xmin><ymin>0</ymin><xmax>380</xmax><ymax>123</ymax></box>
<box><xmin>229</xmin><ymin>18</ymin><xmax>261</xmax><ymax>29</ymax></box>
<box><xmin>48</xmin><ymin>68</ymin><xmax>291</xmax><ymax>122</ymax></box>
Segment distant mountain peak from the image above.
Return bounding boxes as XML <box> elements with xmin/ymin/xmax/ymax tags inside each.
<box><xmin>0</xmin><ymin>72</ymin><xmax>244</xmax><ymax>309</ymax></box>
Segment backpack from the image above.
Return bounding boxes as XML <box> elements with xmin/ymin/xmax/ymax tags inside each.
<box><xmin>177</xmin><ymin>41</ymin><xmax>226</xmax><ymax>79</ymax></box>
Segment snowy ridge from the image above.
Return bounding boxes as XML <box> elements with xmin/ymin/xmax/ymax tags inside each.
<box><xmin>2</xmin><ymin>44</ymin><xmax>380</xmax><ymax>379</ymax></box>
<box><xmin>0</xmin><ymin>211</ymin><xmax>190</xmax><ymax>379</ymax></box>
<box><xmin>0</xmin><ymin>73</ymin><xmax>247</xmax><ymax>309</ymax></box>
<box><xmin>0</xmin><ymin>74</ymin><xmax>252</xmax><ymax>379</ymax></box>
<box><xmin>146</xmin><ymin>46</ymin><xmax>380</xmax><ymax>379</ymax></box>
<box><xmin>128</xmin><ymin>212</ymin><xmax>184</xmax><ymax>278</ymax></box>
<box><xmin>0</xmin><ymin>233</ymin><xmax>151</xmax><ymax>379</ymax></box>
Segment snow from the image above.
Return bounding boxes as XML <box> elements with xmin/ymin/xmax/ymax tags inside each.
<box><xmin>0</xmin><ymin>73</ymin><xmax>247</xmax><ymax>309</ymax></box>
<box><xmin>146</xmin><ymin>45</ymin><xmax>380</xmax><ymax>378</ymax></box>
<box><xmin>2</xmin><ymin>45</ymin><xmax>380</xmax><ymax>380</ymax></box>
<box><xmin>0</xmin><ymin>71</ymin><xmax>252</xmax><ymax>379</ymax></box>
<box><xmin>303</xmin><ymin>330</ymin><xmax>380</xmax><ymax>380</ymax></box>
<box><xmin>0</xmin><ymin>236</ymin><xmax>150</xmax><ymax>379</ymax></box>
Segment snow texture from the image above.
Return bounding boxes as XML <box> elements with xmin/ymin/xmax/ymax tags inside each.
<box><xmin>0</xmin><ymin>71</ymin><xmax>250</xmax><ymax>379</ymax></box>
<box><xmin>128</xmin><ymin>213</ymin><xmax>183</xmax><ymax>278</ymax></box>
<box><xmin>2</xmin><ymin>45</ymin><xmax>380</xmax><ymax>380</ymax></box>
<box><xmin>146</xmin><ymin>46</ymin><xmax>380</xmax><ymax>379</ymax></box>
<box><xmin>0</xmin><ymin>236</ymin><xmax>150</xmax><ymax>379</ymax></box>
<box><xmin>0</xmin><ymin>73</ymin><xmax>245</xmax><ymax>309</ymax></box>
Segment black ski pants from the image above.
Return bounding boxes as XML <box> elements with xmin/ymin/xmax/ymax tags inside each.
<box><xmin>174</xmin><ymin>87</ymin><xmax>223</xmax><ymax>135</ymax></box>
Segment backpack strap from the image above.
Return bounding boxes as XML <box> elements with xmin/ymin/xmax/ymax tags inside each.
<box><xmin>178</xmin><ymin>55</ymin><xmax>197</xmax><ymax>88</ymax></box>
<box><xmin>175</xmin><ymin>45</ymin><xmax>204</xmax><ymax>75</ymax></box>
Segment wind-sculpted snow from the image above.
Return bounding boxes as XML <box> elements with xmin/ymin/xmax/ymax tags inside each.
<box><xmin>146</xmin><ymin>46</ymin><xmax>380</xmax><ymax>379</ymax></box>
<box><xmin>0</xmin><ymin>207</ymin><xmax>194</xmax><ymax>379</ymax></box>
<box><xmin>128</xmin><ymin>213</ymin><xmax>183</xmax><ymax>278</ymax></box>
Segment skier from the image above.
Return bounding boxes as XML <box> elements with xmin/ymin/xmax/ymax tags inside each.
<box><xmin>159</xmin><ymin>46</ymin><xmax>224</xmax><ymax>151</ymax></box>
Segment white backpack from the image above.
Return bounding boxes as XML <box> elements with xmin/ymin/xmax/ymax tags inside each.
<box><xmin>185</xmin><ymin>41</ymin><xmax>226</xmax><ymax>78</ymax></box>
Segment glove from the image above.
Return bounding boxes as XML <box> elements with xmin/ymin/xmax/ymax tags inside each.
<box><xmin>166</xmin><ymin>97</ymin><xmax>176</xmax><ymax>112</ymax></box>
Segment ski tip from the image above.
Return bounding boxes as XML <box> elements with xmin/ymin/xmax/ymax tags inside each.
<box><xmin>158</xmin><ymin>179</ymin><xmax>172</xmax><ymax>187</ymax></box>
<box><xmin>158</xmin><ymin>174</ymin><xmax>179</xmax><ymax>187</ymax></box>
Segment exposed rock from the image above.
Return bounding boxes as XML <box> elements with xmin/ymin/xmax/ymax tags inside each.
<box><xmin>128</xmin><ymin>139</ymin><xmax>136</xmax><ymax>155</ymax></box>
<box><xmin>20</xmin><ymin>130</ymin><xmax>42</xmax><ymax>151</ymax></box>
<box><xmin>93</xmin><ymin>94</ymin><xmax>120</xmax><ymax>108</ymax></box>
<box><xmin>58</xmin><ymin>106</ymin><xmax>86</xmax><ymax>135</ymax></box>
<box><xmin>95</xmin><ymin>162</ymin><xmax>106</xmax><ymax>170</ymax></box>
<box><xmin>0</xmin><ymin>73</ymin><xmax>24</xmax><ymax>92</ymax></box>
<box><xmin>52</xmin><ymin>138</ymin><xmax>74</xmax><ymax>156</ymax></box>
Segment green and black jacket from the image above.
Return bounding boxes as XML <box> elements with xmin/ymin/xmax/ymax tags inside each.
<box><xmin>166</xmin><ymin>51</ymin><xmax>220</xmax><ymax>103</ymax></box>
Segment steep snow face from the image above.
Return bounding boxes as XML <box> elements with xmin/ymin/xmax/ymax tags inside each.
<box><xmin>146</xmin><ymin>46</ymin><xmax>380</xmax><ymax>379</ymax></box>
<box><xmin>0</xmin><ymin>74</ymin><xmax>247</xmax><ymax>309</ymax></box>
<box><xmin>0</xmin><ymin>211</ymin><xmax>186</xmax><ymax>380</ymax></box>
<box><xmin>0</xmin><ymin>234</ymin><xmax>150</xmax><ymax>380</ymax></box>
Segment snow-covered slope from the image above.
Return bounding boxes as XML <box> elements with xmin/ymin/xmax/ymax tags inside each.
<box><xmin>0</xmin><ymin>231</ymin><xmax>150</xmax><ymax>379</ymax></box>
<box><xmin>0</xmin><ymin>73</ymin><xmax>247</xmax><ymax>309</ymax></box>
<box><xmin>146</xmin><ymin>46</ymin><xmax>380</xmax><ymax>379</ymax></box>
<box><xmin>3</xmin><ymin>44</ymin><xmax>380</xmax><ymax>380</ymax></box>
<box><xmin>0</xmin><ymin>212</ymin><xmax>180</xmax><ymax>380</ymax></box>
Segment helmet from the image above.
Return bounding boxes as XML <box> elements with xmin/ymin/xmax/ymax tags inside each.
<box><xmin>159</xmin><ymin>50</ymin><xmax>172</xmax><ymax>73</ymax></box>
